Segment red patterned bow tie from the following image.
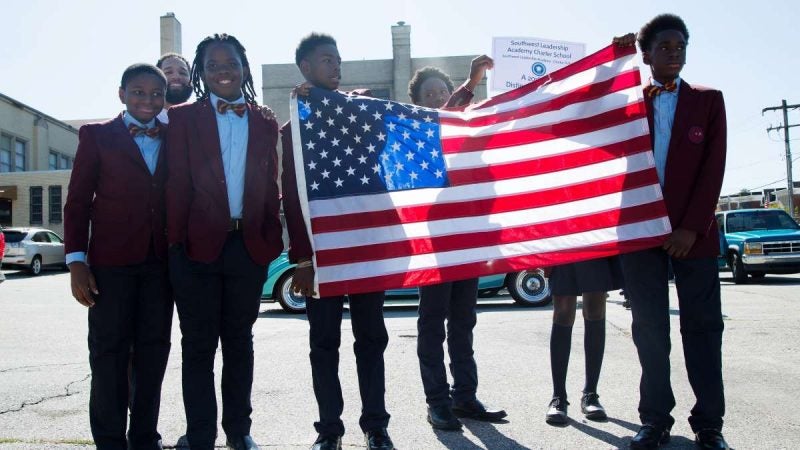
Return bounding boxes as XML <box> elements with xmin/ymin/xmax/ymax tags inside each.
<box><xmin>646</xmin><ymin>80</ymin><xmax>677</xmax><ymax>98</ymax></box>
<box><xmin>128</xmin><ymin>123</ymin><xmax>160</xmax><ymax>138</ymax></box>
<box><xmin>216</xmin><ymin>99</ymin><xmax>247</xmax><ymax>117</ymax></box>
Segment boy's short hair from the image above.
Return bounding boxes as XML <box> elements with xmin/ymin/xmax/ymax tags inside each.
<box><xmin>408</xmin><ymin>67</ymin><xmax>455</xmax><ymax>104</ymax></box>
<box><xmin>637</xmin><ymin>14</ymin><xmax>690</xmax><ymax>52</ymax></box>
<box><xmin>295</xmin><ymin>32</ymin><xmax>337</xmax><ymax>66</ymax></box>
<box><xmin>156</xmin><ymin>52</ymin><xmax>190</xmax><ymax>71</ymax></box>
<box><xmin>120</xmin><ymin>63</ymin><xmax>167</xmax><ymax>89</ymax></box>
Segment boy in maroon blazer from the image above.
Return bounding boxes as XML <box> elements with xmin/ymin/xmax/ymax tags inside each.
<box><xmin>616</xmin><ymin>14</ymin><xmax>729</xmax><ymax>450</ymax></box>
<box><xmin>165</xmin><ymin>34</ymin><xmax>282</xmax><ymax>450</ymax></box>
<box><xmin>64</xmin><ymin>63</ymin><xmax>172</xmax><ymax>450</ymax></box>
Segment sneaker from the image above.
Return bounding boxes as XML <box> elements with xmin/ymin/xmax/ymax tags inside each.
<box><xmin>580</xmin><ymin>392</ymin><xmax>607</xmax><ymax>420</ymax></box>
<box><xmin>545</xmin><ymin>396</ymin><xmax>569</xmax><ymax>425</ymax></box>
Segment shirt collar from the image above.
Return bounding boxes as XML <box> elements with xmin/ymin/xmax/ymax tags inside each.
<box><xmin>122</xmin><ymin>111</ymin><xmax>156</xmax><ymax>129</ymax></box>
<box><xmin>651</xmin><ymin>77</ymin><xmax>681</xmax><ymax>92</ymax></box>
<box><xmin>209</xmin><ymin>92</ymin><xmax>246</xmax><ymax>107</ymax></box>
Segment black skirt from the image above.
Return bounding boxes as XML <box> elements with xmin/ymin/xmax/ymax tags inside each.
<box><xmin>549</xmin><ymin>256</ymin><xmax>624</xmax><ymax>296</ymax></box>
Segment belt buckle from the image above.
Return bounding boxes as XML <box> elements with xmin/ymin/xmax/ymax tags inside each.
<box><xmin>230</xmin><ymin>218</ymin><xmax>242</xmax><ymax>232</ymax></box>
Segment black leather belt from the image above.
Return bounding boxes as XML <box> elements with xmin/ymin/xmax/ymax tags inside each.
<box><xmin>229</xmin><ymin>218</ymin><xmax>243</xmax><ymax>232</ymax></box>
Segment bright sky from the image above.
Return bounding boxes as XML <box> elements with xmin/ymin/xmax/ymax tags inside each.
<box><xmin>2</xmin><ymin>0</ymin><xmax>798</xmax><ymax>196</ymax></box>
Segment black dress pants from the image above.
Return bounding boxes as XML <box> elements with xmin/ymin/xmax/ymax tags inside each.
<box><xmin>88</xmin><ymin>258</ymin><xmax>173</xmax><ymax>450</ymax></box>
<box><xmin>170</xmin><ymin>233</ymin><xmax>267</xmax><ymax>450</ymax></box>
<box><xmin>306</xmin><ymin>291</ymin><xmax>390</xmax><ymax>437</ymax></box>
<box><xmin>620</xmin><ymin>247</ymin><xmax>725</xmax><ymax>431</ymax></box>
<box><xmin>417</xmin><ymin>278</ymin><xmax>479</xmax><ymax>407</ymax></box>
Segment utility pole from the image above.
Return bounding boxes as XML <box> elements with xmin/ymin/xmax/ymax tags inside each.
<box><xmin>763</xmin><ymin>100</ymin><xmax>800</xmax><ymax>217</ymax></box>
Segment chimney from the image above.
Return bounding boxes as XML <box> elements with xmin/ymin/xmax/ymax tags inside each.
<box><xmin>160</xmin><ymin>12</ymin><xmax>182</xmax><ymax>55</ymax></box>
<box><xmin>391</xmin><ymin>21</ymin><xmax>411</xmax><ymax>102</ymax></box>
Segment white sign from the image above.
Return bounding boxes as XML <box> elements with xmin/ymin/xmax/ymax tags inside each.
<box><xmin>491</xmin><ymin>36</ymin><xmax>586</xmax><ymax>93</ymax></box>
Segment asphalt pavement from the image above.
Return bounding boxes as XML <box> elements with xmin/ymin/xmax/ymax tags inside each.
<box><xmin>0</xmin><ymin>268</ymin><xmax>798</xmax><ymax>449</ymax></box>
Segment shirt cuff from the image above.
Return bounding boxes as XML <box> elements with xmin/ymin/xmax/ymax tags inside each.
<box><xmin>66</xmin><ymin>252</ymin><xmax>87</xmax><ymax>265</ymax></box>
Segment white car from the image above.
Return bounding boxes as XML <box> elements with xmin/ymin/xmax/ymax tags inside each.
<box><xmin>1</xmin><ymin>228</ymin><xmax>67</xmax><ymax>275</ymax></box>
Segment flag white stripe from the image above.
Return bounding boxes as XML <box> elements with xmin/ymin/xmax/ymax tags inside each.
<box><xmin>438</xmin><ymin>56</ymin><xmax>638</xmax><ymax>119</ymax></box>
<box><xmin>317</xmin><ymin>217</ymin><xmax>670</xmax><ymax>282</ymax></box>
<box><xmin>309</xmin><ymin>151</ymin><xmax>655</xmax><ymax>218</ymax></box>
<box><xmin>439</xmin><ymin>87</ymin><xmax>642</xmax><ymax>138</ymax></box>
<box><xmin>443</xmin><ymin>119</ymin><xmax>650</xmax><ymax>170</ymax></box>
<box><xmin>313</xmin><ymin>183</ymin><xmax>663</xmax><ymax>251</ymax></box>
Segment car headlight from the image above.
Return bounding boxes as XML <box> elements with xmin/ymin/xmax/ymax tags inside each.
<box><xmin>744</xmin><ymin>242</ymin><xmax>763</xmax><ymax>255</ymax></box>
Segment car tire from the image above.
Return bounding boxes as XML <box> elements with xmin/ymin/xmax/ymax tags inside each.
<box><xmin>29</xmin><ymin>255</ymin><xmax>43</xmax><ymax>276</ymax></box>
<box><xmin>730</xmin><ymin>252</ymin><xmax>748</xmax><ymax>284</ymax></box>
<box><xmin>750</xmin><ymin>271</ymin><xmax>766</xmax><ymax>280</ymax></box>
<box><xmin>275</xmin><ymin>270</ymin><xmax>307</xmax><ymax>314</ymax></box>
<box><xmin>506</xmin><ymin>269</ymin><xmax>552</xmax><ymax>307</ymax></box>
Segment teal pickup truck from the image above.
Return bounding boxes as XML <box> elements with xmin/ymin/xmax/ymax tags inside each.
<box><xmin>716</xmin><ymin>208</ymin><xmax>800</xmax><ymax>284</ymax></box>
<box><xmin>261</xmin><ymin>251</ymin><xmax>551</xmax><ymax>313</ymax></box>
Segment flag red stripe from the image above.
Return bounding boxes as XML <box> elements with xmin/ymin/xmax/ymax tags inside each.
<box><xmin>440</xmin><ymin>70</ymin><xmax>641</xmax><ymax>128</ymax></box>
<box><xmin>463</xmin><ymin>44</ymin><xmax>637</xmax><ymax>110</ymax></box>
<box><xmin>441</xmin><ymin>102</ymin><xmax>646</xmax><ymax>153</ymax></box>
<box><xmin>317</xmin><ymin>235</ymin><xmax>663</xmax><ymax>297</ymax></box>
<box><xmin>315</xmin><ymin>201</ymin><xmax>668</xmax><ymax>267</ymax></box>
<box><xmin>447</xmin><ymin>135</ymin><xmax>652</xmax><ymax>185</ymax></box>
<box><xmin>311</xmin><ymin>168</ymin><xmax>659</xmax><ymax>233</ymax></box>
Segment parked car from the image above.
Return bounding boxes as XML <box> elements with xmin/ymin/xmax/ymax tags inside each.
<box><xmin>716</xmin><ymin>209</ymin><xmax>800</xmax><ymax>284</ymax></box>
<box><xmin>262</xmin><ymin>251</ymin><xmax>551</xmax><ymax>313</ymax></box>
<box><xmin>1</xmin><ymin>227</ymin><xmax>67</xmax><ymax>275</ymax></box>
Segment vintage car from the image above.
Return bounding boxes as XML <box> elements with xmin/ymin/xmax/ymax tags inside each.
<box><xmin>716</xmin><ymin>208</ymin><xmax>800</xmax><ymax>284</ymax></box>
<box><xmin>262</xmin><ymin>252</ymin><xmax>551</xmax><ymax>313</ymax></box>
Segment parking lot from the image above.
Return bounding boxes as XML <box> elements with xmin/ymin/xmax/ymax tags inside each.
<box><xmin>0</xmin><ymin>268</ymin><xmax>799</xmax><ymax>449</ymax></box>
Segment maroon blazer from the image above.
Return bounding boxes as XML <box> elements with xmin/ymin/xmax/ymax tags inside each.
<box><xmin>645</xmin><ymin>80</ymin><xmax>727</xmax><ymax>258</ymax></box>
<box><xmin>64</xmin><ymin>114</ymin><xmax>168</xmax><ymax>266</ymax></box>
<box><xmin>166</xmin><ymin>99</ymin><xmax>283</xmax><ymax>265</ymax></box>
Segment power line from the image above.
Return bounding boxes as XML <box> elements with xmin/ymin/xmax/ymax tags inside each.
<box><xmin>762</xmin><ymin>100</ymin><xmax>800</xmax><ymax>214</ymax></box>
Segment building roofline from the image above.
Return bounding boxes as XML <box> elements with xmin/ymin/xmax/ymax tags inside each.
<box><xmin>0</xmin><ymin>91</ymin><xmax>78</xmax><ymax>135</ymax></box>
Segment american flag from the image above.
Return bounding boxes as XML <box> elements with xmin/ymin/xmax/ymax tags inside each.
<box><xmin>289</xmin><ymin>44</ymin><xmax>671</xmax><ymax>297</ymax></box>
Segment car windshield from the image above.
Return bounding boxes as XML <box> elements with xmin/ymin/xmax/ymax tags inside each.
<box><xmin>726</xmin><ymin>211</ymin><xmax>800</xmax><ymax>233</ymax></box>
<box><xmin>2</xmin><ymin>231</ymin><xmax>26</xmax><ymax>243</ymax></box>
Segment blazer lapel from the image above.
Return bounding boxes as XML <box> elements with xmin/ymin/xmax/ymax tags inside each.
<box><xmin>110</xmin><ymin>114</ymin><xmax>151</xmax><ymax>174</ymax></box>
<box><xmin>643</xmin><ymin>84</ymin><xmax>655</xmax><ymax>148</ymax></box>
<box><xmin>668</xmin><ymin>80</ymin><xmax>697</xmax><ymax>155</ymax></box>
<box><xmin>153</xmin><ymin>118</ymin><xmax>168</xmax><ymax>180</ymax></box>
<box><xmin>194</xmin><ymin>99</ymin><xmax>227</xmax><ymax>180</ymax></box>
<box><xmin>193</xmin><ymin>99</ymin><xmax>230</xmax><ymax>209</ymax></box>
<box><xmin>243</xmin><ymin>104</ymin><xmax>264</xmax><ymax>217</ymax></box>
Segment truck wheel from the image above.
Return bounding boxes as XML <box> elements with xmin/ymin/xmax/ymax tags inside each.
<box><xmin>275</xmin><ymin>270</ymin><xmax>307</xmax><ymax>314</ymax></box>
<box><xmin>730</xmin><ymin>252</ymin><xmax>748</xmax><ymax>284</ymax></box>
<box><xmin>506</xmin><ymin>270</ymin><xmax>552</xmax><ymax>307</ymax></box>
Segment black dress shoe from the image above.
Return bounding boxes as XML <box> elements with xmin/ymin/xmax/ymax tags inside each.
<box><xmin>580</xmin><ymin>392</ymin><xmax>607</xmax><ymax>421</ymax></box>
<box><xmin>364</xmin><ymin>428</ymin><xmax>395</xmax><ymax>450</ymax></box>
<box><xmin>695</xmin><ymin>429</ymin><xmax>729</xmax><ymax>449</ymax></box>
<box><xmin>311</xmin><ymin>434</ymin><xmax>342</xmax><ymax>450</ymax></box>
<box><xmin>451</xmin><ymin>399</ymin><xmax>508</xmax><ymax>422</ymax></box>
<box><xmin>630</xmin><ymin>425</ymin><xmax>670</xmax><ymax>449</ymax></box>
<box><xmin>545</xmin><ymin>396</ymin><xmax>569</xmax><ymax>425</ymax></box>
<box><xmin>226</xmin><ymin>435</ymin><xmax>260</xmax><ymax>450</ymax></box>
<box><xmin>427</xmin><ymin>404</ymin><xmax>462</xmax><ymax>430</ymax></box>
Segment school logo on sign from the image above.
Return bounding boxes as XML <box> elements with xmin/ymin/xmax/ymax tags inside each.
<box><xmin>531</xmin><ymin>62</ymin><xmax>547</xmax><ymax>77</ymax></box>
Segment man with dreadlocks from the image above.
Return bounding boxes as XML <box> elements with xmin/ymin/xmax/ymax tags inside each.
<box><xmin>165</xmin><ymin>33</ymin><xmax>283</xmax><ymax>450</ymax></box>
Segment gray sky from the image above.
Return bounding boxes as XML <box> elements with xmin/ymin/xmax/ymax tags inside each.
<box><xmin>2</xmin><ymin>0</ymin><xmax>798</xmax><ymax>195</ymax></box>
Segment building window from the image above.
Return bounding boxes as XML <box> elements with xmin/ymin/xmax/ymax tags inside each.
<box><xmin>0</xmin><ymin>135</ymin><xmax>11</xmax><ymax>173</ymax></box>
<box><xmin>49</xmin><ymin>149</ymin><xmax>72</xmax><ymax>170</ymax></box>
<box><xmin>15</xmin><ymin>141</ymin><xmax>26</xmax><ymax>171</ymax></box>
<box><xmin>1</xmin><ymin>134</ymin><xmax>27</xmax><ymax>172</ymax></box>
<box><xmin>30</xmin><ymin>186</ymin><xmax>43</xmax><ymax>225</ymax></box>
<box><xmin>48</xmin><ymin>186</ymin><xmax>62</xmax><ymax>224</ymax></box>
